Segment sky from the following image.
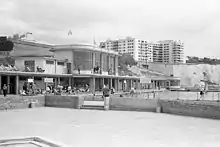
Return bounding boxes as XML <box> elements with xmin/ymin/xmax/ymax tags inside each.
<box><xmin>0</xmin><ymin>0</ymin><xmax>220</xmax><ymax>58</ymax></box>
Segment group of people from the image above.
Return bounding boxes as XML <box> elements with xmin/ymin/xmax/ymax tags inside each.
<box><xmin>0</xmin><ymin>64</ymin><xmax>18</xmax><ymax>71</ymax></box>
<box><xmin>20</xmin><ymin>82</ymin><xmax>42</xmax><ymax>96</ymax></box>
<box><xmin>46</xmin><ymin>84</ymin><xmax>91</xmax><ymax>95</ymax></box>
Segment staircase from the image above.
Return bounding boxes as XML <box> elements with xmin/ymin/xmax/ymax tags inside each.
<box><xmin>81</xmin><ymin>100</ymin><xmax>105</xmax><ymax>110</ymax></box>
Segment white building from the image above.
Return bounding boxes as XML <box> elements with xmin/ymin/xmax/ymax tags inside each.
<box><xmin>100</xmin><ymin>37</ymin><xmax>153</xmax><ymax>66</ymax></box>
<box><xmin>153</xmin><ymin>40</ymin><xmax>184</xmax><ymax>64</ymax></box>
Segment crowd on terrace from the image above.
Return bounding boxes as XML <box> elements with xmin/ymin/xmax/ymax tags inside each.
<box><xmin>19</xmin><ymin>82</ymin><xmax>93</xmax><ymax>96</ymax></box>
<box><xmin>0</xmin><ymin>64</ymin><xmax>19</xmax><ymax>71</ymax></box>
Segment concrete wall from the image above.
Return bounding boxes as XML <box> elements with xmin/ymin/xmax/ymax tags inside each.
<box><xmin>56</xmin><ymin>64</ymin><xmax>66</xmax><ymax>74</ymax></box>
<box><xmin>159</xmin><ymin>100</ymin><xmax>220</xmax><ymax>119</ymax></box>
<box><xmin>54</xmin><ymin>50</ymin><xmax>73</xmax><ymax>71</ymax></box>
<box><xmin>45</xmin><ymin>95</ymin><xmax>83</xmax><ymax>109</ymax></box>
<box><xmin>44</xmin><ymin>60</ymin><xmax>56</xmax><ymax>74</ymax></box>
<box><xmin>109</xmin><ymin>97</ymin><xmax>158</xmax><ymax>112</ymax></box>
<box><xmin>0</xmin><ymin>95</ymin><xmax>45</xmax><ymax>110</ymax></box>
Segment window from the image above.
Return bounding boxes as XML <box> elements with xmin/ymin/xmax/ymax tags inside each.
<box><xmin>57</xmin><ymin>61</ymin><xmax>64</xmax><ymax>66</ymax></box>
<box><xmin>46</xmin><ymin>60</ymin><xmax>54</xmax><ymax>64</ymax></box>
<box><xmin>24</xmin><ymin>60</ymin><xmax>35</xmax><ymax>72</ymax></box>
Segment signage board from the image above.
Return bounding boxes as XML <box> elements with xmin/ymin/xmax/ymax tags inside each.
<box><xmin>28</xmin><ymin>79</ymin><xmax>34</xmax><ymax>83</ymax></box>
<box><xmin>44</xmin><ymin>78</ymin><xmax>53</xmax><ymax>83</ymax></box>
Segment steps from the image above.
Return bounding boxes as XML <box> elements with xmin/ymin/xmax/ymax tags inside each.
<box><xmin>81</xmin><ymin>100</ymin><xmax>105</xmax><ymax>110</ymax></box>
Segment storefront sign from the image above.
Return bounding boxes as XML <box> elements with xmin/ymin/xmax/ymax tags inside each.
<box><xmin>28</xmin><ymin>79</ymin><xmax>34</xmax><ymax>83</ymax></box>
<box><xmin>44</xmin><ymin>78</ymin><xmax>53</xmax><ymax>83</ymax></box>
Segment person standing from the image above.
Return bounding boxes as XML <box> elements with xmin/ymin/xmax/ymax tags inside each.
<box><xmin>77</xmin><ymin>65</ymin><xmax>81</xmax><ymax>74</ymax></box>
<box><xmin>3</xmin><ymin>84</ymin><xmax>7</xmax><ymax>97</ymax></box>
<box><xmin>102</xmin><ymin>85</ymin><xmax>110</xmax><ymax>110</ymax></box>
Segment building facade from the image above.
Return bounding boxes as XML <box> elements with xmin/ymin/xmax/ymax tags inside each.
<box><xmin>153</xmin><ymin>40</ymin><xmax>184</xmax><ymax>64</ymax></box>
<box><xmin>100</xmin><ymin>37</ymin><xmax>153</xmax><ymax>66</ymax></box>
<box><xmin>1</xmin><ymin>41</ymin><xmax>141</xmax><ymax>94</ymax></box>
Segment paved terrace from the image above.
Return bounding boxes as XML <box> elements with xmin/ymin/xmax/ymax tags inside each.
<box><xmin>0</xmin><ymin>108</ymin><xmax>220</xmax><ymax>147</ymax></box>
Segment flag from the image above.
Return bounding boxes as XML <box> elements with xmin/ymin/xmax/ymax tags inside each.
<box><xmin>68</xmin><ymin>30</ymin><xmax>72</xmax><ymax>36</ymax></box>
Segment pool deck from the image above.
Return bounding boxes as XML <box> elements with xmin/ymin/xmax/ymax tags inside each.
<box><xmin>0</xmin><ymin>108</ymin><xmax>220</xmax><ymax>147</ymax></box>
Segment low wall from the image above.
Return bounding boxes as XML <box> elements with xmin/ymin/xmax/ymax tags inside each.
<box><xmin>0</xmin><ymin>95</ymin><xmax>45</xmax><ymax>110</ymax></box>
<box><xmin>159</xmin><ymin>100</ymin><xmax>220</xmax><ymax>119</ymax></box>
<box><xmin>45</xmin><ymin>95</ymin><xmax>84</xmax><ymax>109</ymax></box>
<box><xmin>110</xmin><ymin>97</ymin><xmax>158</xmax><ymax>112</ymax></box>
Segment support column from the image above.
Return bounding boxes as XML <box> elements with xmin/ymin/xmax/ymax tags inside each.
<box><xmin>100</xmin><ymin>53</ymin><xmax>103</xmax><ymax>74</ymax></box>
<box><xmin>90</xmin><ymin>77</ymin><xmax>95</xmax><ymax>93</ymax></box>
<box><xmin>113</xmin><ymin>79</ymin><xmax>117</xmax><ymax>90</ymax></box>
<box><xmin>16</xmin><ymin>75</ymin><xmax>19</xmax><ymax>94</ymax></box>
<box><xmin>109</xmin><ymin>78</ymin><xmax>112</xmax><ymax>89</ymax></box>
<box><xmin>129</xmin><ymin>79</ymin><xmax>132</xmax><ymax>90</ymax></box>
<box><xmin>92</xmin><ymin>52</ymin><xmax>96</xmax><ymax>69</ymax></box>
<box><xmin>102</xmin><ymin>78</ymin><xmax>105</xmax><ymax>87</ymax></box>
<box><xmin>68</xmin><ymin>77</ymin><xmax>71</xmax><ymax>86</ymax></box>
<box><xmin>54</xmin><ymin>77</ymin><xmax>57</xmax><ymax>87</ymax></box>
<box><xmin>72</xmin><ymin>77</ymin><xmax>74</xmax><ymax>87</ymax></box>
<box><xmin>0</xmin><ymin>75</ymin><xmax>2</xmax><ymax>90</ymax></box>
<box><xmin>42</xmin><ymin>77</ymin><xmax>45</xmax><ymax>90</ymax></box>
<box><xmin>58</xmin><ymin>77</ymin><xmax>61</xmax><ymax>85</ymax></box>
<box><xmin>115</xmin><ymin>79</ymin><xmax>119</xmax><ymax>91</ymax></box>
<box><xmin>108</xmin><ymin>55</ymin><xmax>111</xmax><ymax>73</ymax></box>
<box><xmin>115</xmin><ymin>56</ymin><xmax>118</xmax><ymax>76</ymax></box>
<box><xmin>7</xmin><ymin>76</ymin><xmax>10</xmax><ymax>94</ymax></box>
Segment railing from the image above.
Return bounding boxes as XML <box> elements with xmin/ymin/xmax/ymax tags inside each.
<box><xmin>42</xmin><ymin>89</ymin><xmax>220</xmax><ymax>102</ymax></box>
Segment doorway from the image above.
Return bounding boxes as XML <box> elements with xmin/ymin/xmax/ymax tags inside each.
<box><xmin>1</xmin><ymin>75</ymin><xmax>7</xmax><ymax>89</ymax></box>
<box><xmin>9</xmin><ymin>76</ymin><xmax>16</xmax><ymax>94</ymax></box>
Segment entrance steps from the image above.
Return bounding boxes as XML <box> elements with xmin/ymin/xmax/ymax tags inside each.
<box><xmin>81</xmin><ymin>100</ymin><xmax>105</xmax><ymax>110</ymax></box>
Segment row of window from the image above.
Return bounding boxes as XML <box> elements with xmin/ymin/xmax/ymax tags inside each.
<box><xmin>46</xmin><ymin>60</ymin><xmax>65</xmax><ymax>66</ymax></box>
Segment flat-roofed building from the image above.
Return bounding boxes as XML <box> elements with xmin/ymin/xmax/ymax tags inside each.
<box><xmin>153</xmin><ymin>40</ymin><xmax>184</xmax><ymax>64</ymax></box>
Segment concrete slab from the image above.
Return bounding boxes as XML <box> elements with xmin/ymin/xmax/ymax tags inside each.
<box><xmin>83</xmin><ymin>100</ymin><xmax>104</xmax><ymax>106</ymax></box>
<box><xmin>0</xmin><ymin>108</ymin><xmax>220</xmax><ymax>147</ymax></box>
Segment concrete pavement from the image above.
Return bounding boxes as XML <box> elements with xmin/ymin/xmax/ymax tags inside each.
<box><xmin>0</xmin><ymin>108</ymin><xmax>220</xmax><ymax>147</ymax></box>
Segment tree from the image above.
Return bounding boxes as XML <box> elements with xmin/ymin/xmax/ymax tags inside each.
<box><xmin>118</xmin><ymin>53</ymin><xmax>137</xmax><ymax>66</ymax></box>
<box><xmin>186</xmin><ymin>56</ymin><xmax>220</xmax><ymax>65</ymax></box>
<box><xmin>7</xmin><ymin>33</ymin><xmax>20</xmax><ymax>41</ymax></box>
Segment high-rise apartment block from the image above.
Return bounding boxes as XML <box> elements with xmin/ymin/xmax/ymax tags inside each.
<box><xmin>153</xmin><ymin>40</ymin><xmax>184</xmax><ymax>64</ymax></box>
<box><xmin>100</xmin><ymin>37</ymin><xmax>153</xmax><ymax>66</ymax></box>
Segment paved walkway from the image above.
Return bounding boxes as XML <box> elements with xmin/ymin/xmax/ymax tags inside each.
<box><xmin>0</xmin><ymin>108</ymin><xmax>220</xmax><ymax>147</ymax></box>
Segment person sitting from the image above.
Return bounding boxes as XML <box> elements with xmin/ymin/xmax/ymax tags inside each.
<box><xmin>93</xmin><ymin>62</ymin><xmax>100</xmax><ymax>74</ymax></box>
<box><xmin>108</xmin><ymin>68</ymin><xmax>112</xmax><ymax>74</ymax></box>
<box><xmin>85</xmin><ymin>84</ymin><xmax>90</xmax><ymax>92</ymax></box>
<box><xmin>24</xmin><ymin>66</ymin><xmax>31</xmax><ymax>72</ymax></box>
<box><xmin>111</xmin><ymin>87</ymin><xmax>115</xmax><ymax>94</ymax></box>
<box><xmin>37</xmin><ymin>66</ymin><xmax>45</xmax><ymax>72</ymax></box>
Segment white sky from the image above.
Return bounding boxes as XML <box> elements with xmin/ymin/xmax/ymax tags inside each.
<box><xmin>0</xmin><ymin>0</ymin><xmax>220</xmax><ymax>57</ymax></box>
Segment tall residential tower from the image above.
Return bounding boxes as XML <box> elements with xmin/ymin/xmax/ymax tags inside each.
<box><xmin>100</xmin><ymin>37</ymin><xmax>153</xmax><ymax>66</ymax></box>
<box><xmin>153</xmin><ymin>40</ymin><xmax>184</xmax><ymax>64</ymax></box>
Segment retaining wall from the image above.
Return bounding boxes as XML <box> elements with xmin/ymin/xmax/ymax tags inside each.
<box><xmin>45</xmin><ymin>95</ymin><xmax>84</xmax><ymax>109</ymax></box>
<box><xmin>110</xmin><ymin>97</ymin><xmax>158</xmax><ymax>112</ymax></box>
<box><xmin>159</xmin><ymin>100</ymin><xmax>220</xmax><ymax>119</ymax></box>
<box><xmin>0</xmin><ymin>95</ymin><xmax>45</xmax><ymax>110</ymax></box>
